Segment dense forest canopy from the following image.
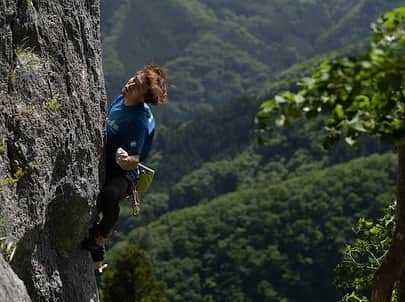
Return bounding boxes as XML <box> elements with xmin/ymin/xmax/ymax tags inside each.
<box><xmin>98</xmin><ymin>3</ymin><xmax>405</xmax><ymax>302</ymax></box>
<box><xmin>109</xmin><ymin>154</ymin><xmax>396</xmax><ymax>301</ymax></box>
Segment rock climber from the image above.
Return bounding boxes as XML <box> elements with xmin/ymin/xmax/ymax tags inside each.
<box><xmin>82</xmin><ymin>64</ymin><xmax>168</xmax><ymax>273</ymax></box>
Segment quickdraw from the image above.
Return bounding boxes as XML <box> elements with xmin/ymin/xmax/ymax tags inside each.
<box><xmin>131</xmin><ymin>187</ymin><xmax>141</xmax><ymax>216</ymax></box>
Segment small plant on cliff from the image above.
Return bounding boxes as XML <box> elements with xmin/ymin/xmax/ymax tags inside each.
<box><xmin>0</xmin><ymin>237</ymin><xmax>17</xmax><ymax>262</ymax></box>
<box><xmin>0</xmin><ymin>161</ymin><xmax>25</xmax><ymax>188</ymax></box>
<box><xmin>15</xmin><ymin>46</ymin><xmax>36</xmax><ymax>68</ymax></box>
<box><xmin>0</xmin><ymin>219</ymin><xmax>16</xmax><ymax>263</ymax></box>
<box><xmin>0</xmin><ymin>160</ymin><xmax>36</xmax><ymax>189</ymax></box>
<box><xmin>44</xmin><ymin>98</ymin><xmax>60</xmax><ymax>112</ymax></box>
<box><xmin>0</xmin><ymin>144</ymin><xmax>5</xmax><ymax>154</ymax></box>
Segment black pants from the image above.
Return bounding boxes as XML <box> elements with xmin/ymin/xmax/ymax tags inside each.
<box><xmin>93</xmin><ymin>175</ymin><xmax>131</xmax><ymax>237</ymax></box>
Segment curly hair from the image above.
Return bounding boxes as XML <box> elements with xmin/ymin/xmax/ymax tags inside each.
<box><xmin>135</xmin><ymin>64</ymin><xmax>168</xmax><ymax>105</ymax></box>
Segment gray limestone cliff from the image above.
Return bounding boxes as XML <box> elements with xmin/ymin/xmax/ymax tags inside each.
<box><xmin>0</xmin><ymin>254</ymin><xmax>31</xmax><ymax>302</ymax></box>
<box><xmin>0</xmin><ymin>0</ymin><xmax>106</xmax><ymax>301</ymax></box>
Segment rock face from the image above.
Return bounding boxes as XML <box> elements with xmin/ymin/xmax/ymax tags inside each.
<box><xmin>0</xmin><ymin>254</ymin><xmax>32</xmax><ymax>302</ymax></box>
<box><xmin>0</xmin><ymin>0</ymin><xmax>105</xmax><ymax>301</ymax></box>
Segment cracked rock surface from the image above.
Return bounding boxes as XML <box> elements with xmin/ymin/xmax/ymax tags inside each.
<box><xmin>0</xmin><ymin>0</ymin><xmax>106</xmax><ymax>301</ymax></box>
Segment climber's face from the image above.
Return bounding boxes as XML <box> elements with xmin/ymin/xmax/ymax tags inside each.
<box><xmin>122</xmin><ymin>74</ymin><xmax>148</xmax><ymax>101</ymax></box>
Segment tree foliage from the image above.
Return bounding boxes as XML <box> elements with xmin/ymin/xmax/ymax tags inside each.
<box><xmin>109</xmin><ymin>154</ymin><xmax>396</xmax><ymax>302</ymax></box>
<box><xmin>256</xmin><ymin>7</ymin><xmax>405</xmax><ymax>302</ymax></box>
<box><xmin>335</xmin><ymin>203</ymin><xmax>396</xmax><ymax>301</ymax></box>
<box><xmin>256</xmin><ymin>7</ymin><xmax>405</xmax><ymax>147</ymax></box>
<box><xmin>101</xmin><ymin>244</ymin><xmax>166</xmax><ymax>302</ymax></box>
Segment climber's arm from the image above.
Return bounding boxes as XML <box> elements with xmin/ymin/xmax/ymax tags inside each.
<box><xmin>120</xmin><ymin>155</ymin><xmax>140</xmax><ymax>171</ymax></box>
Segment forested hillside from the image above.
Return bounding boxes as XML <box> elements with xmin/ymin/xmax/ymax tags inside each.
<box><xmin>109</xmin><ymin>154</ymin><xmax>396</xmax><ymax>301</ymax></box>
<box><xmin>99</xmin><ymin>3</ymin><xmax>404</xmax><ymax>301</ymax></box>
<box><xmin>151</xmin><ymin>42</ymin><xmax>382</xmax><ymax>190</ymax></box>
<box><xmin>109</xmin><ymin>49</ymin><xmax>387</xmax><ymax>235</ymax></box>
<box><xmin>100</xmin><ymin>0</ymin><xmax>403</xmax><ymax>123</ymax></box>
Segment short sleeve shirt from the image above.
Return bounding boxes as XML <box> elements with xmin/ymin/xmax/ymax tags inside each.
<box><xmin>106</xmin><ymin>95</ymin><xmax>155</xmax><ymax>177</ymax></box>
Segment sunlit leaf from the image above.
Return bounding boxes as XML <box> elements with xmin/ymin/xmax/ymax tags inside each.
<box><xmin>335</xmin><ymin>105</ymin><xmax>345</xmax><ymax>119</ymax></box>
<box><xmin>275</xmin><ymin>115</ymin><xmax>286</xmax><ymax>127</ymax></box>
<box><xmin>294</xmin><ymin>95</ymin><xmax>305</xmax><ymax>105</ymax></box>
<box><xmin>345</xmin><ymin>137</ymin><xmax>356</xmax><ymax>146</ymax></box>
<box><xmin>275</xmin><ymin>95</ymin><xmax>287</xmax><ymax>104</ymax></box>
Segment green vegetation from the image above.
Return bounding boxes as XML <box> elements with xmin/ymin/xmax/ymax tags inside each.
<box><xmin>256</xmin><ymin>7</ymin><xmax>405</xmax><ymax>301</ymax></box>
<box><xmin>100</xmin><ymin>4</ymin><xmax>405</xmax><ymax>301</ymax></box>
<box><xmin>335</xmin><ymin>203</ymin><xmax>396</xmax><ymax>301</ymax></box>
<box><xmin>115</xmin><ymin>112</ymin><xmax>387</xmax><ymax>236</ymax></box>
<box><xmin>107</xmin><ymin>154</ymin><xmax>395</xmax><ymax>302</ymax></box>
<box><xmin>0</xmin><ymin>219</ymin><xmax>16</xmax><ymax>263</ymax></box>
<box><xmin>152</xmin><ymin>42</ymin><xmax>385</xmax><ymax>191</ymax></box>
<box><xmin>256</xmin><ymin>7</ymin><xmax>405</xmax><ymax>147</ymax></box>
<box><xmin>0</xmin><ymin>160</ymin><xmax>34</xmax><ymax>189</ymax></box>
<box><xmin>44</xmin><ymin>98</ymin><xmax>60</xmax><ymax>112</ymax></box>
<box><xmin>101</xmin><ymin>243</ymin><xmax>166</xmax><ymax>302</ymax></box>
<box><xmin>0</xmin><ymin>166</ymin><xmax>25</xmax><ymax>188</ymax></box>
<box><xmin>0</xmin><ymin>144</ymin><xmax>5</xmax><ymax>154</ymax></box>
<box><xmin>0</xmin><ymin>237</ymin><xmax>17</xmax><ymax>262</ymax></box>
<box><xmin>15</xmin><ymin>46</ymin><xmax>37</xmax><ymax>69</ymax></box>
<box><xmin>104</xmin><ymin>17</ymin><xmax>393</xmax><ymax>300</ymax></box>
<box><xmin>101</xmin><ymin>0</ymin><xmax>402</xmax><ymax>123</ymax></box>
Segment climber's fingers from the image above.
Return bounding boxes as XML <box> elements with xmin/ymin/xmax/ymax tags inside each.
<box><xmin>95</xmin><ymin>261</ymin><xmax>108</xmax><ymax>273</ymax></box>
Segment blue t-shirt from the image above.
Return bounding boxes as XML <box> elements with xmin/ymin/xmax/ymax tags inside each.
<box><xmin>106</xmin><ymin>95</ymin><xmax>155</xmax><ymax>178</ymax></box>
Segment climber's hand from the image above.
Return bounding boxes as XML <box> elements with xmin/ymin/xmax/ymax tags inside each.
<box><xmin>115</xmin><ymin>148</ymin><xmax>139</xmax><ymax>170</ymax></box>
<box><xmin>115</xmin><ymin>147</ymin><xmax>129</xmax><ymax>169</ymax></box>
<box><xmin>95</xmin><ymin>261</ymin><xmax>108</xmax><ymax>274</ymax></box>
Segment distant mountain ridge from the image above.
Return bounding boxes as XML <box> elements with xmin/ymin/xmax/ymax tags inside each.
<box><xmin>100</xmin><ymin>0</ymin><xmax>403</xmax><ymax>123</ymax></box>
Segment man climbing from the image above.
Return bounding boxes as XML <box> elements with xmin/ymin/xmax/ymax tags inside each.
<box><xmin>82</xmin><ymin>64</ymin><xmax>168</xmax><ymax>272</ymax></box>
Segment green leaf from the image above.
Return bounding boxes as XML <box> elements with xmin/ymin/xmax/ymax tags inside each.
<box><xmin>391</xmin><ymin>119</ymin><xmax>405</xmax><ymax>130</ymax></box>
<box><xmin>299</xmin><ymin>77</ymin><xmax>315</xmax><ymax>88</ymax></box>
<box><xmin>335</xmin><ymin>105</ymin><xmax>345</xmax><ymax>119</ymax></box>
<box><xmin>275</xmin><ymin>95</ymin><xmax>287</xmax><ymax>104</ymax></box>
<box><xmin>347</xmin><ymin>114</ymin><xmax>367</xmax><ymax>133</ymax></box>
<box><xmin>294</xmin><ymin>95</ymin><xmax>305</xmax><ymax>105</ymax></box>
<box><xmin>275</xmin><ymin>115</ymin><xmax>286</xmax><ymax>127</ymax></box>
<box><xmin>355</xmin><ymin>96</ymin><xmax>370</xmax><ymax>110</ymax></box>
<box><xmin>345</xmin><ymin>137</ymin><xmax>356</xmax><ymax>146</ymax></box>
<box><xmin>353</xmin><ymin>123</ymin><xmax>367</xmax><ymax>133</ymax></box>
<box><xmin>261</xmin><ymin>99</ymin><xmax>276</xmax><ymax>110</ymax></box>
